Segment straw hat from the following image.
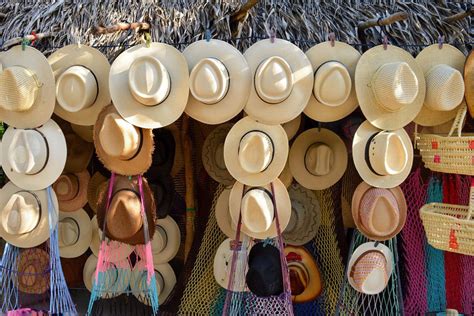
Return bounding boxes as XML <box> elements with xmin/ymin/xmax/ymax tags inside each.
<box><xmin>58</xmin><ymin>208</ymin><xmax>92</xmax><ymax>258</ymax></box>
<box><xmin>282</xmin><ymin>115</ymin><xmax>301</xmax><ymax>140</ymax></box>
<box><xmin>353</xmin><ymin>121</ymin><xmax>413</xmax><ymax>188</ymax></box>
<box><xmin>283</xmin><ymin>184</ymin><xmax>321</xmax><ymax>246</ymax></box>
<box><xmin>304</xmin><ymin>41</ymin><xmax>361</xmax><ymax>122</ymax></box>
<box><xmin>183</xmin><ymin>39</ymin><xmax>251</xmax><ymax>124</ymax></box>
<box><xmin>71</xmin><ymin>123</ymin><xmax>94</xmax><ymax>143</ymax></box>
<box><xmin>243</xmin><ymin>39</ymin><xmax>314</xmax><ymax>124</ymax></box>
<box><xmin>285</xmin><ymin>245</ymin><xmax>323</xmax><ymax>303</ymax></box>
<box><xmin>96</xmin><ymin>175</ymin><xmax>156</xmax><ymax>245</ymax></box>
<box><xmin>17</xmin><ymin>248</ymin><xmax>50</xmax><ymax>294</ymax></box>
<box><xmin>202</xmin><ymin>124</ymin><xmax>234</xmax><ymax>186</ymax></box>
<box><xmin>279</xmin><ymin>159</ymin><xmax>293</xmax><ymax>188</ymax></box>
<box><xmin>52</xmin><ymin>170</ymin><xmax>90</xmax><ymax>212</ymax></box>
<box><xmin>224</xmin><ymin>116</ymin><xmax>289</xmax><ymax>186</ymax></box>
<box><xmin>48</xmin><ymin>44</ymin><xmax>111</xmax><ymax>126</ymax></box>
<box><xmin>289</xmin><ymin>128</ymin><xmax>348</xmax><ymax>190</ymax></box>
<box><xmin>64</xmin><ymin>131</ymin><xmax>94</xmax><ymax>173</ymax></box>
<box><xmin>130</xmin><ymin>260</ymin><xmax>176</xmax><ymax>305</ymax></box>
<box><xmin>213</xmin><ymin>238</ymin><xmax>249</xmax><ymax>292</ymax></box>
<box><xmin>93</xmin><ymin>105</ymin><xmax>154</xmax><ymax>176</ymax></box>
<box><xmin>347</xmin><ymin>242</ymin><xmax>393</xmax><ymax>295</ymax></box>
<box><xmin>109</xmin><ymin>43</ymin><xmax>189</xmax><ymax>129</ymax></box>
<box><xmin>87</xmin><ymin>172</ymin><xmax>108</xmax><ymax>213</ymax></box>
<box><xmin>0</xmin><ymin>45</ymin><xmax>55</xmax><ymax>128</ymax></box>
<box><xmin>0</xmin><ymin>182</ymin><xmax>59</xmax><ymax>248</ymax></box>
<box><xmin>352</xmin><ymin>182</ymin><xmax>407</xmax><ymax>241</ymax></box>
<box><xmin>1</xmin><ymin>119</ymin><xmax>67</xmax><ymax>190</ymax></box>
<box><xmin>90</xmin><ymin>216</ymin><xmax>134</xmax><ymax>262</ymax></box>
<box><xmin>355</xmin><ymin>45</ymin><xmax>426</xmax><ymax>130</ymax></box>
<box><xmin>414</xmin><ymin>44</ymin><xmax>466</xmax><ymax>126</ymax></box>
<box><xmin>246</xmin><ymin>242</ymin><xmax>283</xmax><ymax>297</ymax></box>
<box><xmin>228</xmin><ymin>179</ymin><xmax>291</xmax><ymax>239</ymax></box>
<box><xmin>465</xmin><ymin>50</ymin><xmax>474</xmax><ymax>118</ymax></box>
<box><xmin>215</xmin><ymin>189</ymin><xmax>242</xmax><ymax>240</ymax></box>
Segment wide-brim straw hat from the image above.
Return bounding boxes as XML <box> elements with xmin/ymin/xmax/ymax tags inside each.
<box><xmin>58</xmin><ymin>208</ymin><xmax>92</xmax><ymax>258</ymax></box>
<box><xmin>414</xmin><ymin>44</ymin><xmax>466</xmax><ymax>126</ymax></box>
<box><xmin>0</xmin><ymin>182</ymin><xmax>59</xmax><ymax>248</ymax></box>
<box><xmin>213</xmin><ymin>238</ymin><xmax>250</xmax><ymax>292</ymax></box>
<box><xmin>87</xmin><ymin>171</ymin><xmax>109</xmax><ymax>213</ymax></box>
<box><xmin>0</xmin><ymin>45</ymin><xmax>55</xmax><ymax>128</ymax></box>
<box><xmin>63</xmin><ymin>131</ymin><xmax>94</xmax><ymax>173</ymax></box>
<box><xmin>1</xmin><ymin>119</ymin><xmax>67</xmax><ymax>191</ymax></box>
<box><xmin>243</xmin><ymin>39</ymin><xmax>314</xmax><ymax>125</ymax></box>
<box><xmin>183</xmin><ymin>39</ymin><xmax>251</xmax><ymax>124</ymax></box>
<box><xmin>215</xmin><ymin>188</ymin><xmax>236</xmax><ymax>239</ymax></box>
<box><xmin>304</xmin><ymin>41</ymin><xmax>361</xmax><ymax>122</ymax></box>
<box><xmin>202</xmin><ymin>124</ymin><xmax>235</xmax><ymax>186</ymax></box>
<box><xmin>109</xmin><ymin>43</ymin><xmax>189</xmax><ymax>129</ymax></box>
<box><xmin>355</xmin><ymin>45</ymin><xmax>426</xmax><ymax>130</ymax></box>
<box><xmin>48</xmin><ymin>44</ymin><xmax>111</xmax><ymax>126</ymax></box>
<box><xmin>282</xmin><ymin>115</ymin><xmax>301</xmax><ymax>140</ymax></box>
<box><xmin>53</xmin><ymin>169</ymin><xmax>90</xmax><ymax>212</ymax></box>
<box><xmin>465</xmin><ymin>50</ymin><xmax>474</xmax><ymax>118</ymax></box>
<box><xmin>17</xmin><ymin>248</ymin><xmax>50</xmax><ymax>294</ymax></box>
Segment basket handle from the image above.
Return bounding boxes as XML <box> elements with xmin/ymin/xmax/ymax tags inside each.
<box><xmin>448</xmin><ymin>104</ymin><xmax>467</xmax><ymax>137</ymax></box>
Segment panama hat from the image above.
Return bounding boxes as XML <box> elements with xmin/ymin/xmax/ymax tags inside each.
<box><xmin>355</xmin><ymin>45</ymin><xmax>426</xmax><ymax>130</ymax></box>
<box><xmin>94</xmin><ymin>104</ymin><xmax>154</xmax><ymax>176</ymax></box>
<box><xmin>282</xmin><ymin>115</ymin><xmax>301</xmax><ymax>140</ymax></box>
<box><xmin>465</xmin><ymin>50</ymin><xmax>474</xmax><ymax>118</ymax></box>
<box><xmin>228</xmin><ymin>179</ymin><xmax>291</xmax><ymax>239</ymax></box>
<box><xmin>348</xmin><ymin>242</ymin><xmax>393</xmax><ymax>295</ymax></box>
<box><xmin>243</xmin><ymin>39</ymin><xmax>313</xmax><ymax>124</ymax></box>
<box><xmin>414</xmin><ymin>44</ymin><xmax>466</xmax><ymax>126</ymax></box>
<box><xmin>87</xmin><ymin>172</ymin><xmax>108</xmax><ymax>213</ymax></box>
<box><xmin>183</xmin><ymin>39</ymin><xmax>251</xmax><ymax>124</ymax></box>
<box><xmin>289</xmin><ymin>128</ymin><xmax>348</xmax><ymax>190</ymax></box>
<box><xmin>48</xmin><ymin>44</ymin><xmax>111</xmax><ymax>126</ymax></box>
<box><xmin>71</xmin><ymin>123</ymin><xmax>94</xmax><ymax>143</ymax></box>
<box><xmin>285</xmin><ymin>245</ymin><xmax>323</xmax><ymax>303</ymax></box>
<box><xmin>213</xmin><ymin>238</ymin><xmax>250</xmax><ymax>292</ymax></box>
<box><xmin>0</xmin><ymin>46</ymin><xmax>55</xmax><ymax>128</ymax></box>
<box><xmin>279</xmin><ymin>159</ymin><xmax>293</xmax><ymax>188</ymax></box>
<box><xmin>52</xmin><ymin>170</ymin><xmax>90</xmax><ymax>212</ymax></box>
<box><xmin>304</xmin><ymin>41</ymin><xmax>361</xmax><ymax>122</ymax></box>
<box><xmin>224</xmin><ymin>116</ymin><xmax>288</xmax><ymax>186</ymax></box>
<box><xmin>352</xmin><ymin>182</ymin><xmax>407</xmax><ymax>241</ymax></box>
<box><xmin>283</xmin><ymin>184</ymin><xmax>321</xmax><ymax>246</ymax></box>
<box><xmin>109</xmin><ymin>43</ymin><xmax>189</xmax><ymax>129</ymax></box>
<box><xmin>90</xmin><ymin>216</ymin><xmax>134</xmax><ymax>262</ymax></box>
<box><xmin>0</xmin><ymin>182</ymin><xmax>59</xmax><ymax>248</ymax></box>
<box><xmin>58</xmin><ymin>208</ymin><xmax>92</xmax><ymax>258</ymax></box>
<box><xmin>1</xmin><ymin>119</ymin><xmax>67</xmax><ymax>190</ymax></box>
<box><xmin>17</xmin><ymin>248</ymin><xmax>50</xmax><ymax>294</ymax></box>
<box><xmin>246</xmin><ymin>242</ymin><xmax>283</xmax><ymax>297</ymax></box>
<box><xmin>63</xmin><ymin>131</ymin><xmax>94</xmax><ymax>173</ymax></box>
<box><xmin>353</xmin><ymin>121</ymin><xmax>413</xmax><ymax>188</ymax></box>
<box><xmin>202</xmin><ymin>124</ymin><xmax>234</xmax><ymax>186</ymax></box>
<box><xmin>130</xmin><ymin>260</ymin><xmax>176</xmax><ymax>305</ymax></box>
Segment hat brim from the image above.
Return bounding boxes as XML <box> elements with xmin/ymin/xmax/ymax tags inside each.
<box><xmin>90</xmin><ymin>216</ymin><xmax>134</xmax><ymax>261</ymax></box>
<box><xmin>414</xmin><ymin>44</ymin><xmax>466</xmax><ymax>126</ymax></box>
<box><xmin>279</xmin><ymin>159</ymin><xmax>293</xmax><ymax>189</ymax></box>
<box><xmin>183</xmin><ymin>40</ymin><xmax>251</xmax><ymax>124</ymax></box>
<box><xmin>59</xmin><ymin>208</ymin><xmax>92</xmax><ymax>258</ymax></box>
<box><xmin>213</xmin><ymin>238</ymin><xmax>250</xmax><ymax>292</ymax></box>
<box><xmin>243</xmin><ymin>39</ymin><xmax>314</xmax><ymax>125</ymax></box>
<box><xmin>289</xmin><ymin>128</ymin><xmax>348</xmax><ymax>190</ymax></box>
<box><xmin>224</xmin><ymin>117</ymin><xmax>288</xmax><ymax>186</ymax></box>
<box><xmin>215</xmin><ymin>188</ymin><xmax>241</xmax><ymax>240</ymax></box>
<box><xmin>352</xmin><ymin>121</ymin><xmax>413</xmax><ymax>188</ymax></box>
<box><xmin>351</xmin><ymin>182</ymin><xmax>407</xmax><ymax>241</ymax></box>
<box><xmin>0</xmin><ymin>46</ymin><xmax>55</xmax><ymax>128</ymax></box>
<box><xmin>87</xmin><ymin>172</ymin><xmax>108</xmax><ymax>213</ymax></box>
<box><xmin>356</xmin><ymin>45</ymin><xmax>426</xmax><ymax>130</ymax></box>
<box><xmin>2</xmin><ymin>119</ymin><xmax>67</xmax><ymax>190</ymax></box>
<box><xmin>282</xmin><ymin>115</ymin><xmax>301</xmax><ymax>140</ymax></box>
<box><xmin>465</xmin><ymin>50</ymin><xmax>474</xmax><ymax>118</ymax></box>
<box><xmin>48</xmin><ymin>44</ymin><xmax>111</xmax><ymax>126</ymax></box>
<box><xmin>0</xmin><ymin>182</ymin><xmax>59</xmax><ymax>248</ymax></box>
<box><xmin>130</xmin><ymin>261</ymin><xmax>177</xmax><ymax>305</ymax></box>
<box><xmin>304</xmin><ymin>41</ymin><xmax>361</xmax><ymax>122</ymax></box>
<box><xmin>109</xmin><ymin>43</ymin><xmax>189</xmax><ymax>129</ymax></box>
<box><xmin>56</xmin><ymin>169</ymin><xmax>90</xmax><ymax>212</ymax></box>
<box><xmin>202</xmin><ymin>124</ymin><xmax>235</xmax><ymax>186</ymax></box>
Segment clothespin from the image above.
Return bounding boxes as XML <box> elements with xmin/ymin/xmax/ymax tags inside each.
<box><xmin>21</xmin><ymin>36</ymin><xmax>30</xmax><ymax>51</ymax></box>
<box><xmin>205</xmin><ymin>29</ymin><xmax>211</xmax><ymax>42</ymax></box>
<box><xmin>382</xmin><ymin>35</ymin><xmax>388</xmax><ymax>50</ymax></box>
<box><xmin>269</xmin><ymin>28</ymin><xmax>276</xmax><ymax>43</ymax></box>
<box><xmin>144</xmin><ymin>32</ymin><xmax>151</xmax><ymax>48</ymax></box>
<box><xmin>328</xmin><ymin>32</ymin><xmax>336</xmax><ymax>47</ymax></box>
<box><xmin>438</xmin><ymin>35</ymin><xmax>444</xmax><ymax>49</ymax></box>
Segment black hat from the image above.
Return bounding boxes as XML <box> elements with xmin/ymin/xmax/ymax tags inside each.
<box><xmin>148</xmin><ymin>174</ymin><xmax>175</xmax><ymax>219</ymax></box>
<box><xmin>246</xmin><ymin>243</ymin><xmax>283</xmax><ymax>297</ymax></box>
<box><xmin>148</xmin><ymin>128</ymin><xmax>175</xmax><ymax>176</ymax></box>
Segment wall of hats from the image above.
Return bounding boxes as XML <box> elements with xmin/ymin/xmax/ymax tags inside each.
<box><xmin>0</xmin><ymin>31</ymin><xmax>472</xmax><ymax>315</ymax></box>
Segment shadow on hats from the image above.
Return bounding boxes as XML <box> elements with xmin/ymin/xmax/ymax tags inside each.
<box><xmin>148</xmin><ymin>175</ymin><xmax>175</xmax><ymax>219</ymax></box>
<box><xmin>146</xmin><ymin>128</ymin><xmax>176</xmax><ymax>177</ymax></box>
<box><xmin>246</xmin><ymin>243</ymin><xmax>283</xmax><ymax>297</ymax></box>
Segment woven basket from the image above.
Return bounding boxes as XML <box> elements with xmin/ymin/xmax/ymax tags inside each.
<box><xmin>416</xmin><ymin>104</ymin><xmax>474</xmax><ymax>175</ymax></box>
<box><xmin>419</xmin><ymin>182</ymin><xmax>474</xmax><ymax>256</ymax></box>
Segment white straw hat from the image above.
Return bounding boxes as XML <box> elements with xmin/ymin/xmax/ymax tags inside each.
<box><xmin>213</xmin><ymin>238</ymin><xmax>249</xmax><ymax>292</ymax></box>
<box><xmin>243</xmin><ymin>39</ymin><xmax>314</xmax><ymax>124</ymax></box>
<box><xmin>58</xmin><ymin>208</ymin><xmax>92</xmax><ymax>258</ymax></box>
<box><xmin>355</xmin><ymin>45</ymin><xmax>426</xmax><ymax>130</ymax></box>
<box><xmin>109</xmin><ymin>43</ymin><xmax>189</xmax><ymax>129</ymax></box>
<box><xmin>183</xmin><ymin>39</ymin><xmax>251</xmax><ymax>124</ymax></box>
<box><xmin>0</xmin><ymin>46</ymin><xmax>55</xmax><ymax>128</ymax></box>
<box><xmin>48</xmin><ymin>44</ymin><xmax>111</xmax><ymax>126</ymax></box>
<box><xmin>130</xmin><ymin>260</ymin><xmax>176</xmax><ymax>305</ymax></box>
<box><xmin>304</xmin><ymin>41</ymin><xmax>361</xmax><ymax>122</ymax></box>
<box><xmin>413</xmin><ymin>44</ymin><xmax>466</xmax><ymax>126</ymax></box>
<box><xmin>90</xmin><ymin>215</ymin><xmax>134</xmax><ymax>262</ymax></box>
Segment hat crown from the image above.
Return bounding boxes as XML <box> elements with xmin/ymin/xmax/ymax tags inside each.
<box><xmin>425</xmin><ymin>64</ymin><xmax>465</xmax><ymax>112</ymax></box>
<box><xmin>372</xmin><ymin>62</ymin><xmax>419</xmax><ymax>112</ymax></box>
<box><xmin>0</xmin><ymin>66</ymin><xmax>39</xmax><ymax>112</ymax></box>
<box><xmin>238</xmin><ymin>131</ymin><xmax>273</xmax><ymax>174</ymax></box>
<box><xmin>369</xmin><ymin>132</ymin><xmax>408</xmax><ymax>176</ymax></box>
<box><xmin>152</xmin><ymin>225</ymin><xmax>168</xmax><ymax>254</ymax></box>
<box><xmin>106</xmin><ymin>190</ymin><xmax>143</xmax><ymax>240</ymax></box>
<box><xmin>53</xmin><ymin>174</ymin><xmax>79</xmax><ymax>201</ymax></box>
<box><xmin>314</xmin><ymin>61</ymin><xmax>351</xmax><ymax>107</ymax></box>
<box><xmin>99</xmin><ymin>113</ymin><xmax>140</xmax><ymax>160</ymax></box>
<box><xmin>305</xmin><ymin>143</ymin><xmax>333</xmax><ymax>176</ymax></box>
<box><xmin>8</xmin><ymin>130</ymin><xmax>48</xmax><ymax>175</ymax></box>
<box><xmin>255</xmin><ymin>56</ymin><xmax>294</xmax><ymax>104</ymax></box>
<box><xmin>241</xmin><ymin>189</ymin><xmax>274</xmax><ymax>233</ymax></box>
<box><xmin>58</xmin><ymin>217</ymin><xmax>80</xmax><ymax>247</ymax></box>
<box><xmin>359</xmin><ymin>188</ymin><xmax>400</xmax><ymax>237</ymax></box>
<box><xmin>2</xmin><ymin>193</ymin><xmax>40</xmax><ymax>235</ymax></box>
<box><xmin>352</xmin><ymin>251</ymin><xmax>388</xmax><ymax>294</ymax></box>
<box><xmin>56</xmin><ymin>65</ymin><xmax>98</xmax><ymax>113</ymax></box>
<box><xmin>189</xmin><ymin>58</ymin><xmax>229</xmax><ymax>104</ymax></box>
<box><xmin>128</xmin><ymin>55</ymin><xmax>171</xmax><ymax>106</ymax></box>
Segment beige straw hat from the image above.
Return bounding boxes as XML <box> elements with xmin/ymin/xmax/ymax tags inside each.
<box><xmin>243</xmin><ymin>39</ymin><xmax>314</xmax><ymax>124</ymax></box>
<box><xmin>355</xmin><ymin>45</ymin><xmax>426</xmax><ymax>130</ymax></box>
<box><xmin>58</xmin><ymin>208</ymin><xmax>92</xmax><ymax>258</ymax></box>
<box><xmin>215</xmin><ymin>188</ymin><xmax>237</xmax><ymax>239</ymax></box>
<box><xmin>17</xmin><ymin>248</ymin><xmax>50</xmax><ymax>294</ymax></box>
<box><xmin>0</xmin><ymin>182</ymin><xmax>59</xmax><ymax>248</ymax></box>
<box><xmin>414</xmin><ymin>44</ymin><xmax>466</xmax><ymax>126</ymax></box>
<box><xmin>0</xmin><ymin>45</ymin><xmax>55</xmax><ymax>128</ymax></box>
<box><xmin>87</xmin><ymin>172</ymin><xmax>108</xmax><ymax>213</ymax></box>
<box><xmin>109</xmin><ymin>43</ymin><xmax>189</xmax><ymax>129</ymax></box>
<box><xmin>52</xmin><ymin>170</ymin><xmax>90</xmax><ymax>212</ymax></box>
<box><xmin>213</xmin><ymin>238</ymin><xmax>249</xmax><ymax>292</ymax></box>
<box><xmin>465</xmin><ymin>50</ymin><xmax>474</xmax><ymax>118</ymax></box>
<box><xmin>304</xmin><ymin>41</ymin><xmax>361</xmax><ymax>122</ymax></box>
<box><xmin>202</xmin><ymin>124</ymin><xmax>235</xmax><ymax>186</ymax></box>
<box><xmin>353</xmin><ymin>120</ymin><xmax>413</xmax><ymax>188</ymax></box>
<box><xmin>282</xmin><ymin>115</ymin><xmax>301</xmax><ymax>140</ymax></box>
<box><xmin>48</xmin><ymin>44</ymin><xmax>111</xmax><ymax>126</ymax></box>
<box><xmin>183</xmin><ymin>39</ymin><xmax>251</xmax><ymax>124</ymax></box>
<box><xmin>289</xmin><ymin>128</ymin><xmax>348</xmax><ymax>190</ymax></box>
<box><xmin>224</xmin><ymin>116</ymin><xmax>289</xmax><ymax>186</ymax></box>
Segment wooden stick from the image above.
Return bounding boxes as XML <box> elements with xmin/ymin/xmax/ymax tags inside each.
<box><xmin>0</xmin><ymin>13</ymin><xmax>7</xmax><ymax>18</ymax></box>
<box><xmin>91</xmin><ymin>22</ymin><xmax>150</xmax><ymax>35</ymax></box>
<box><xmin>2</xmin><ymin>32</ymin><xmax>53</xmax><ymax>49</ymax></box>
<box><xmin>230</xmin><ymin>0</ymin><xmax>259</xmax><ymax>36</ymax></box>
<box><xmin>443</xmin><ymin>7</ymin><xmax>473</xmax><ymax>23</ymax></box>
<box><xmin>357</xmin><ymin>12</ymin><xmax>409</xmax><ymax>32</ymax></box>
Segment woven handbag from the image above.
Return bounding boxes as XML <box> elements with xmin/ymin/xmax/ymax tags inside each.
<box><xmin>416</xmin><ymin>104</ymin><xmax>474</xmax><ymax>175</ymax></box>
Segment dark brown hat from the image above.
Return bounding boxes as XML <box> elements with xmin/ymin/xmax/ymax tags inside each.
<box><xmin>64</xmin><ymin>132</ymin><xmax>94</xmax><ymax>173</ymax></box>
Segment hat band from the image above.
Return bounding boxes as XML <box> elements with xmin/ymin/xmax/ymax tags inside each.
<box><xmin>238</xmin><ymin>130</ymin><xmax>275</xmax><ymax>173</ymax></box>
<box><xmin>72</xmin><ymin>64</ymin><xmax>100</xmax><ymax>106</ymax></box>
<box><xmin>23</xmin><ymin>128</ymin><xmax>50</xmax><ymax>175</ymax></box>
<box><xmin>364</xmin><ymin>132</ymin><xmax>383</xmax><ymax>176</ymax></box>
<box><xmin>303</xmin><ymin>142</ymin><xmax>331</xmax><ymax>176</ymax></box>
<box><xmin>11</xmin><ymin>190</ymin><xmax>43</xmax><ymax>234</ymax></box>
<box><xmin>312</xmin><ymin>60</ymin><xmax>347</xmax><ymax>105</ymax></box>
<box><xmin>123</xmin><ymin>128</ymin><xmax>144</xmax><ymax>162</ymax></box>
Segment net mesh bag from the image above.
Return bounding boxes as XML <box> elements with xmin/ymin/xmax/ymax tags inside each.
<box><xmin>341</xmin><ymin>156</ymin><xmax>361</xmax><ymax>228</ymax></box>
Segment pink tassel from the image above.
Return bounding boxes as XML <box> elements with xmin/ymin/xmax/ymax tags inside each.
<box><xmin>95</xmin><ymin>241</ymin><xmax>108</xmax><ymax>280</ymax></box>
<box><xmin>144</xmin><ymin>241</ymin><xmax>155</xmax><ymax>284</ymax></box>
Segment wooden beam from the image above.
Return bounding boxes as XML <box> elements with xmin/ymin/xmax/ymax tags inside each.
<box><xmin>443</xmin><ymin>6</ymin><xmax>473</xmax><ymax>23</ymax></box>
<box><xmin>230</xmin><ymin>0</ymin><xmax>259</xmax><ymax>36</ymax></box>
<box><xmin>91</xmin><ymin>22</ymin><xmax>150</xmax><ymax>35</ymax></box>
<box><xmin>2</xmin><ymin>32</ymin><xmax>53</xmax><ymax>49</ymax></box>
<box><xmin>357</xmin><ymin>12</ymin><xmax>409</xmax><ymax>32</ymax></box>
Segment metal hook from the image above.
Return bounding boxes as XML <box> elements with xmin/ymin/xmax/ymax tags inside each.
<box><xmin>382</xmin><ymin>35</ymin><xmax>388</xmax><ymax>50</ymax></box>
<box><xmin>21</xmin><ymin>37</ymin><xmax>29</xmax><ymax>51</ymax></box>
<box><xmin>438</xmin><ymin>35</ymin><xmax>444</xmax><ymax>49</ymax></box>
<box><xmin>205</xmin><ymin>29</ymin><xmax>211</xmax><ymax>42</ymax></box>
<box><xmin>328</xmin><ymin>32</ymin><xmax>335</xmax><ymax>47</ymax></box>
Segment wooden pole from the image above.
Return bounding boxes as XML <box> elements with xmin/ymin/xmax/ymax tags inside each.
<box><xmin>443</xmin><ymin>7</ymin><xmax>473</xmax><ymax>23</ymax></box>
<box><xmin>230</xmin><ymin>0</ymin><xmax>259</xmax><ymax>36</ymax></box>
<box><xmin>2</xmin><ymin>32</ymin><xmax>53</xmax><ymax>49</ymax></box>
<box><xmin>357</xmin><ymin>12</ymin><xmax>409</xmax><ymax>32</ymax></box>
<box><xmin>91</xmin><ymin>22</ymin><xmax>150</xmax><ymax>35</ymax></box>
